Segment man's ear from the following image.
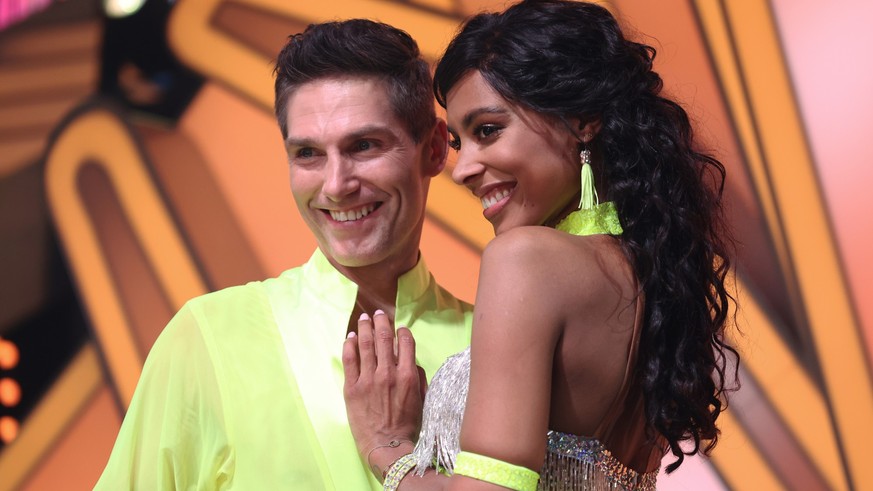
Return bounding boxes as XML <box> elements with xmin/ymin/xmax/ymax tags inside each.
<box><xmin>423</xmin><ymin>118</ymin><xmax>448</xmax><ymax>177</ymax></box>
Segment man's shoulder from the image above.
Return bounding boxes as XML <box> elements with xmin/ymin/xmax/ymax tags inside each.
<box><xmin>183</xmin><ymin>266</ymin><xmax>306</xmax><ymax>319</ymax></box>
<box><xmin>154</xmin><ymin>266</ymin><xmax>312</xmax><ymax>355</ymax></box>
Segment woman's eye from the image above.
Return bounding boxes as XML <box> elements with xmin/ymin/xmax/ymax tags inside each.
<box><xmin>448</xmin><ymin>136</ymin><xmax>460</xmax><ymax>151</ymax></box>
<box><xmin>475</xmin><ymin>124</ymin><xmax>502</xmax><ymax>140</ymax></box>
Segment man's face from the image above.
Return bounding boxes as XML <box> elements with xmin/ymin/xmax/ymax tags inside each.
<box><xmin>284</xmin><ymin>76</ymin><xmax>445</xmax><ymax>272</ymax></box>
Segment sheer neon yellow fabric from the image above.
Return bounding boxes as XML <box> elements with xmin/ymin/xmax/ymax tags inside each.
<box><xmin>94</xmin><ymin>249</ymin><xmax>473</xmax><ymax>490</ymax></box>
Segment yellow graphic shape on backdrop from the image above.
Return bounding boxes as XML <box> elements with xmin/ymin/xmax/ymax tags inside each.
<box><xmin>45</xmin><ymin>109</ymin><xmax>208</xmax><ymax>405</ymax></box>
<box><xmin>695</xmin><ymin>1</ymin><xmax>873</xmax><ymax>489</ymax></box>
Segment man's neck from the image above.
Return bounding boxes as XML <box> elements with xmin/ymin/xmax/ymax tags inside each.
<box><xmin>347</xmin><ymin>265</ymin><xmax>400</xmax><ymax>316</ymax></box>
<box><xmin>327</xmin><ymin>253</ymin><xmax>421</xmax><ymax>333</ymax></box>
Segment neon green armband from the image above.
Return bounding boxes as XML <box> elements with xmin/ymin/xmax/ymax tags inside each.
<box><xmin>453</xmin><ymin>451</ymin><xmax>539</xmax><ymax>491</ymax></box>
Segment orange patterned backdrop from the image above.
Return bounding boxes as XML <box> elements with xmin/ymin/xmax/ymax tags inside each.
<box><xmin>0</xmin><ymin>1</ymin><xmax>871</xmax><ymax>490</ymax></box>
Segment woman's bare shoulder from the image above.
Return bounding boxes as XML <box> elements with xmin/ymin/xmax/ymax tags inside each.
<box><xmin>483</xmin><ymin>226</ymin><xmax>631</xmax><ymax>286</ymax></box>
<box><xmin>482</xmin><ymin>225</ymin><xmax>601</xmax><ymax>263</ymax></box>
<box><xmin>479</xmin><ymin>226</ymin><xmax>634</xmax><ymax>320</ymax></box>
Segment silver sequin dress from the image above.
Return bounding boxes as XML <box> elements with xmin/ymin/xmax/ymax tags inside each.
<box><xmin>412</xmin><ymin>331</ymin><xmax>659</xmax><ymax>490</ymax></box>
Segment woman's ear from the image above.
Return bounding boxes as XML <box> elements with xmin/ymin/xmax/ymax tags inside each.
<box><xmin>566</xmin><ymin>117</ymin><xmax>601</xmax><ymax>142</ymax></box>
<box><xmin>579</xmin><ymin>120</ymin><xmax>601</xmax><ymax>141</ymax></box>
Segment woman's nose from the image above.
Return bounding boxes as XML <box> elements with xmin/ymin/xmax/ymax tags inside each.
<box><xmin>450</xmin><ymin>147</ymin><xmax>486</xmax><ymax>187</ymax></box>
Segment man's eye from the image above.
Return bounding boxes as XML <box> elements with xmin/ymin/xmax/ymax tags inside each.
<box><xmin>296</xmin><ymin>148</ymin><xmax>314</xmax><ymax>158</ymax></box>
<box><xmin>355</xmin><ymin>140</ymin><xmax>372</xmax><ymax>151</ymax></box>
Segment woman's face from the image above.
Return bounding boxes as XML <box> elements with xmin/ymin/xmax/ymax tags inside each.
<box><xmin>445</xmin><ymin>71</ymin><xmax>581</xmax><ymax>235</ymax></box>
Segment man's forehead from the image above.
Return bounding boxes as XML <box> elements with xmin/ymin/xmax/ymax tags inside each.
<box><xmin>284</xmin><ymin>76</ymin><xmax>400</xmax><ymax>140</ymax></box>
<box><xmin>286</xmin><ymin>76</ymin><xmax>391</xmax><ymax>115</ymax></box>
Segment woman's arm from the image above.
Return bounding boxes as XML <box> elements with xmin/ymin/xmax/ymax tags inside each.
<box><xmin>447</xmin><ymin>228</ymin><xmax>566</xmax><ymax>490</ymax></box>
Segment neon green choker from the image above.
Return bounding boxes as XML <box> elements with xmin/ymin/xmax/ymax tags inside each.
<box><xmin>554</xmin><ymin>201</ymin><xmax>623</xmax><ymax>236</ymax></box>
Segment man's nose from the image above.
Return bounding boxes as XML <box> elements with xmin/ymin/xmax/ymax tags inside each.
<box><xmin>450</xmin><ymin>147</ymin><xmax>486</xmax><ymax>187</ymax></box>
<box><xmin>322</xmin><ymin>154</ymin><xmax>360</xmax><ymax>202</ymax></box>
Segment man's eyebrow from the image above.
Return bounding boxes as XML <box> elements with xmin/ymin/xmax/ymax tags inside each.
<box><xmin>460</xmin><ymin>106</ymin><xmax>508</xmax><ymax>130</ymax></box>
<box><xmin>285</xmin><ymin>125</ymin><xmax>397</xmax><ymax>148</ymax></box>
<box><xmin>285</xmin><ymin>136</ymin><xmax>315</xmax><ymax>148</ymax></box>
<box><xmin>343</xmin><ymin>124</ymin><xmax>396</xmax><ymax>142</ymax></box>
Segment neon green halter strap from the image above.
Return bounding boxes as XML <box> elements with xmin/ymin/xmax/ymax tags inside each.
<box><xmin>554</xmin><ymin>201</ymin><xmax>623</xmax><ymax>236</ymax></box>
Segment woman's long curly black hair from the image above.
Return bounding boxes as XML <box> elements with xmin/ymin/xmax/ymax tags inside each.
<box><xmin>434</xmin><ymin>0</ymin><xmax>738</xmax><ymax>472</ymax></box>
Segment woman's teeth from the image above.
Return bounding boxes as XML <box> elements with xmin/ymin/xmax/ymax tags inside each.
<box><xmin>481</xmin><ymin>189</ymin><xmax>510</xmax><ymax>210</ymax></box>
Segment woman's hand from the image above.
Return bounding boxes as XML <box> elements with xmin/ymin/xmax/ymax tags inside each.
<box><xmin>343</xmin><ymin>310</ymin><xmax>427</xmax><ymax>476</ymax></box>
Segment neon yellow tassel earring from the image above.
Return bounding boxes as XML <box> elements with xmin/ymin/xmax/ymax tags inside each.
<box><xmin>557</xmin><ymin>135</ymin><xmax>623</xmax><ymax>236</ymax></box>
<box><xmin>577</xmin><ymin>142</ymin><xmax>598</xmax><ymax>211</ymax></box>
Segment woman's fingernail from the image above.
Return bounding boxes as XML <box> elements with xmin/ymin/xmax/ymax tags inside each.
<box><xmin>359</xmin><ymin>312</ymin><xmax>370</xmax><ymax>321</ymax></box>
<box><xmin>374</xmin><ymin>309</ymin><xmax>385</xmax><ymax>316</ymax></box>
<box><xmin>347</xmin><ymin>331</ymin><xmax>356</xmax><ymax>339</ymax></box>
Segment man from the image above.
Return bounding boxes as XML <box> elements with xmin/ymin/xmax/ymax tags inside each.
<box><xmin>94</xmin><ymin>19</ymin><xmax>472</xmax><ymax>489</ymax></box>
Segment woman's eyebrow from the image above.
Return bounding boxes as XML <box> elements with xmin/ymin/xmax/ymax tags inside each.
<box><xmin>460</xmin><ymin>106</ymin><xmax>508</xmax><ymax>130</ymax></box>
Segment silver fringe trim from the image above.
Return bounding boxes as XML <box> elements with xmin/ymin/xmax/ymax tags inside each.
<box><xmin>411</xmin><ymin>348</ymin><xmax>658</xmax><ymax>491</ymax></box>
<box><xmin>539</xmin><ymin>432</ymin><xmax>657</xmax><ymax>491</ymax></box>
<box><xmin>412</xmin><ymin>347</ymin><xmax>471</xmax><ymax>476</ymax></box>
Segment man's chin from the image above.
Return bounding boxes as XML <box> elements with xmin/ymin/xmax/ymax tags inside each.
<box><xmin>331</xmin><ymin>255</ymin><xmax>381</xmax><ymax>269</ymax></box>
<box><xmin>320</xmin><ymin>244</ymin><xmax>384</xmax><ymax>269</ymax></box>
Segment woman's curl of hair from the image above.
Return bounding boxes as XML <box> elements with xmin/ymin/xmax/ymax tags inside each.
<box><xmin>435</xmin><ymin>0</ymin><xmax>738</xmax><ymax>472</ymax></box>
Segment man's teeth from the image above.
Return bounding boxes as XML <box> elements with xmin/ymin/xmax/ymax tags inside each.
<box><xmin>481</xmin><ymin>189</ymin><xmax>510</xmax><ymax>210</ymax></box>
<box><xmin>330</xmin><ymin>205</ymin><xmax>375</xmax><ymax>222</ymax></box>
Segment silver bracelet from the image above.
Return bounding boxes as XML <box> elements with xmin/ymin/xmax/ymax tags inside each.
<box><xmin>366</xmin><ymin>439</ymin><xmax>412</xmax><ymax>480</ymax></box>
<box><xmin>383</xmin><ymin>453</ymin><xmax>416</xmax><ymax>490</ymax></box>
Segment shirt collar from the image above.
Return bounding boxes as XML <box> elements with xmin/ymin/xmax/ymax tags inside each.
<box><xmin>301</xmin><ymin>249</ymin><xmax>358</xmax><ymax>314</ymax></box>
<box><xmin>396</xmin><ymin>252</ymin><xmax>432</xmax><ymax>308</ymax></box>
<box><xmin>301</xmin><ymin>248</ymin><xmax>433</xmax><ymax>311</ymax></box>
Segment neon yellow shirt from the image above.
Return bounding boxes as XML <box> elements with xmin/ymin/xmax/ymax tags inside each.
<box><xmin>94</xmin><ymin>249</ymin><xmax>473</xmax><ymax>490</ymax></box>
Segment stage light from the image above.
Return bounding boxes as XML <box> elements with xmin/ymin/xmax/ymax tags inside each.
<box><xmin>0</xmin><ymin>416</ymin><xmax>18</xmax><ymax>444</ymax></box>
<box><xmin>0</xmin><ymin>378</ymin><xmax>20</xmax><ymax>407</ymax></box>
<box><xmin>0</xmin><ymin>338</ymin><xmax>18</xmax><ymax>369</ymax></box>
<box><xmin>103</xmin><ymin>0</ymin><xmax>146</xmax><ymax>18</ymax></box>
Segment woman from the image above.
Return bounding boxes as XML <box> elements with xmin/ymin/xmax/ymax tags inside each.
<box><xmin>342</xmin><ymin>1</ymin><xmax>737</xmax><ymax>489</ymax></box>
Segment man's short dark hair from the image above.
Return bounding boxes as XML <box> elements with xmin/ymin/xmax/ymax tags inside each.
<box><xmin>274</xmin><ymin>19</ymin><xmax>435</xmax><ymax>143</ymax></box>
